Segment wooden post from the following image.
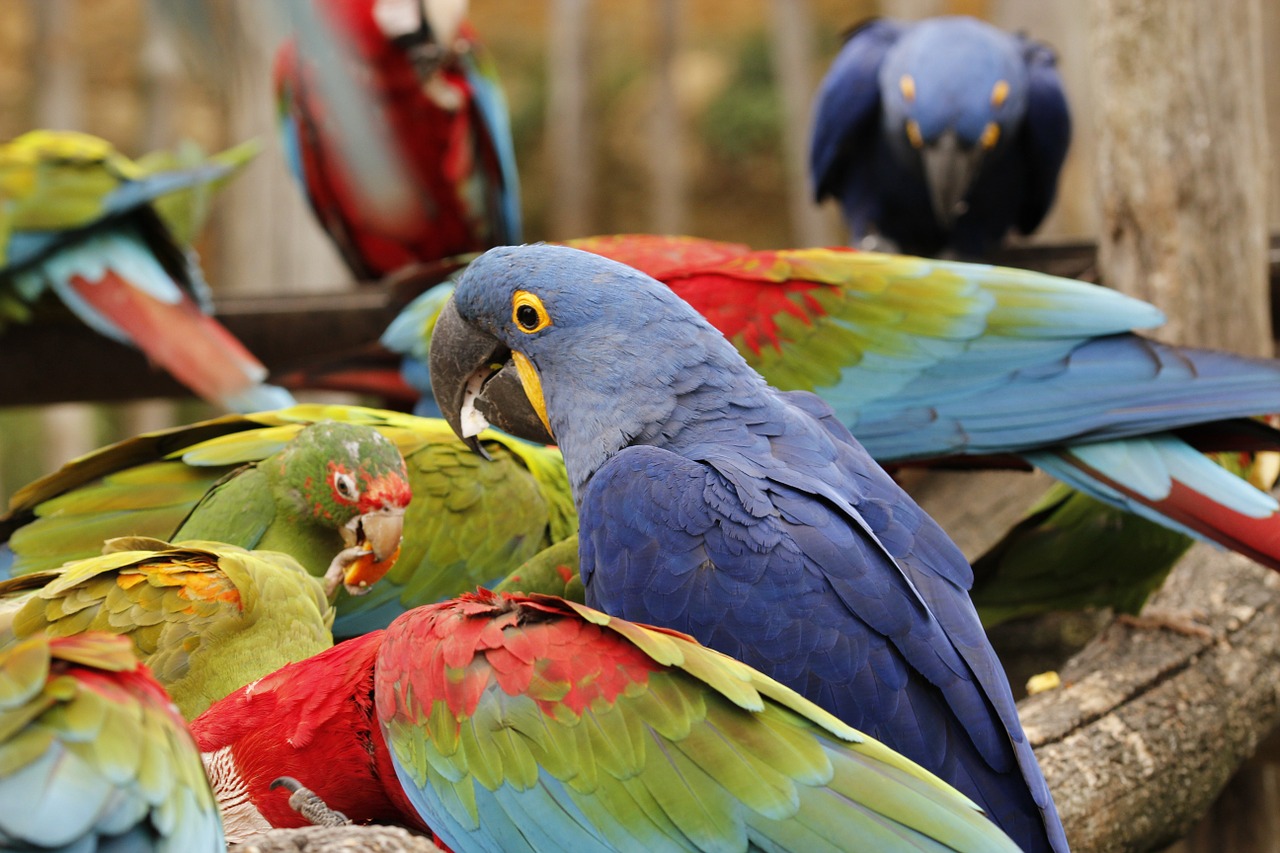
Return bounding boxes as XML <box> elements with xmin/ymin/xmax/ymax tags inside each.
<box><xmin>767</xmin><ymin>0</ymin><xmax>837</xmax><ymax>247</ymax></box>
<box><xmin>1089</xmin><ymin>1</ymin><xmax>1275</xmax><ymax>850</ymax></box>
<box><xmin>648</xmin><ymin>0</ymin><xmax>685</xmax><ymax>235</ymax></box>
<box><xmin>546</xmin><ymin>0</ymin><xmax>593</xmax><ymax>239</ymax></box>
<box><xmin>1090</xmin><ymin>0</ymin><xmax>1272</xmax><ymax>356</ymax></box>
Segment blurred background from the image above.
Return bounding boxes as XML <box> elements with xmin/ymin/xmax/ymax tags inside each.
<box><xmin>3</xmin><ymin>0</ymin><xmax>1280</xmax><ymax>499</ymax></box>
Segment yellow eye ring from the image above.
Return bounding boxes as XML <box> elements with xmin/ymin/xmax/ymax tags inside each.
<box><xmin>980</xmin><ymin>122</ymin><xmax>1000</xmax><ymax>149</ymax></box>
<box><xmin>899</xmin><ymin>74</ymin><xmax>915</xmax><ymax>102</ymax></box>
<box><xmin>512</xmin><ymin>290</ymin><xmax>552</xmax><ymax>334</ymax></box>
<box><xmin>905</xmin><ymin>120</ymin><xmax>924</xmax><ymax>149</ymax></box>
<box><xmin>991</xmin><ymin>79</ymin><xmax>1010</xmax><ymax>109</ymax></box>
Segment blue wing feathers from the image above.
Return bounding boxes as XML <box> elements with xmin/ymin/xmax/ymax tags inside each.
<box><xmin>1017</xmin><ymin>39</ymin><xmax>1072</xmax><ymax>233</ymax></box>
<box><xmin>579</xmin><ymin>399</ymin><xmax>1066</xmax><ymax>851</ymax></box>
<box><xmin>809</xmin><ymin>19</ymin><xmax>905</xmax><ymax>201</ymax></box>
<box><xmin>853</xmin><ymin>335</ymin><xmax>1280</xmax><ymax>460</ymax></box>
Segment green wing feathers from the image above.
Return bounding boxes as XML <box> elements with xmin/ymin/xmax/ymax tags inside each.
<box><xmin>379</xmin><ymin>593</ymin><xmax>1017</xmax><ymax>852</ymax></box>
<box><xmin>0</xmin><ymin>632</ymin><xmax>224</xmax><ymax>851</ymax></box>
<box><xmin>1</xmin><ymin>540</ymin><xmax>333</xmax><ymax>720</ymax></box>
<box><xmin>494</xmin><ymin>535</ymin><xmax>583</xmax><ymax>599</ymax></box>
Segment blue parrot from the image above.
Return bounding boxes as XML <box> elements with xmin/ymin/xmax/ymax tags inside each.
<box><xmin>429</xmin><ymin>244</ymin><xmax>1069</xmax><ymax>852</ymax></box>
<box><xmin>810</xmin><ymin>17</ymin><xmax>1071</xmax><ymax>257</ymax></box>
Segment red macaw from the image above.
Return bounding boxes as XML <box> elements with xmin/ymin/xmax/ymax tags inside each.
<box><xmin>193</xmin><ymin>590</ymin><xmax>1020</xmax><ymax>851</ymax></box>
<box><xmin>274</xmin><ymin>0</ymin><xmax>520</xmax><ymax>281</ymax></box>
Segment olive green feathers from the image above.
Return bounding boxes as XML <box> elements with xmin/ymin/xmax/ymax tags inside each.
<box><xmin>0</xmin><ymin>631</ymin><xmax>224</xmax><ymax>851</ymax></box>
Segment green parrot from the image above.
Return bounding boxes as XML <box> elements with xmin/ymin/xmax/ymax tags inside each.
<box><xmin>0</xmin><ymin>631</ymin><xmax>224</xmax><ymax>851</ymax></box>
<box><xmin>1</xmin><ymin>414</ymin><xmax>412</xmax><ymax>602</ymax></box>
<box><xmin>0</xmin><ymin>129</ymin><xmax>292</xmax><ymax>412</ymax></box>
<box><xmin>0</xmin><ymin>538</ymin><xmax>335</xmax><ymax>720</ymax></box>
<box><xmin>0</xmin><ymin>404</ymin><xmax>574</xmax><ymax>637</ymax></box>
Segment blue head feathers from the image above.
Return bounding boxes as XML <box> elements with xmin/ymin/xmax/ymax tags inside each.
<box><xmin>447</xmin><ymin>244</ymin><xmax>766</xmax><ymax>485</ymax></box>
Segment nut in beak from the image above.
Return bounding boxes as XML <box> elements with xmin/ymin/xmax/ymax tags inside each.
<box><xmin>336</xmin><ymin>507</ymin><xmax>406</xmax><ymax>595</ymax></box>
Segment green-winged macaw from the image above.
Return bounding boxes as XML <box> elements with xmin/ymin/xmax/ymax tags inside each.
<box><xmin>970</xmin><ymin>449</ymin><xmax>1280</xmax><ymax>624</ymax></box>
<box><xmin>193</xmin><ymin>589</ymin><xmax>1021</xmax><ymax>851</ymax></box>
<box><xmin>0</xmin><ymin>404</ymin><xmax>573</xmax><ymax>638</ymax></box>
<box><xmin>370</xmin><ymin>235</ymin><xmax>1280</xmax><ymax>626</ymax></box>
<box><xmin>429</xmin><ymin>244</ymin><xmax>1068</xmax><ymax>851</ymax></box>
<box><xmin>0</xmin><ymin>631</ymin><xmax>224</xmax><ymax>851</ymax></box>
<box><xmin>274</xmin><ymin>0</ymin><xmax>520</xmax><ymax>280</ymax></box>
<box><xmin>0</xmin><ymin>129</ymin><xmax>294</xmax><ymax>412</ymax></box>
<box><xmin>0</xmin><ymin>538</ymin><xmax>336</xmax><ymax>720</ymax></box>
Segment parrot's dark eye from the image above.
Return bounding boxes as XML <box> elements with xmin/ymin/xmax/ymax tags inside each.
<box><xmin>511</xmin><ymin>290</ymin><xmax>552</xmax><ymax>333</ymax></box>
<box><xmin>333</xmin><ymin>472</ymin><xmax>358</xmax><ymax>501</ymax></box>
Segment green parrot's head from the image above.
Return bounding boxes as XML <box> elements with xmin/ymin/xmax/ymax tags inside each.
<box><xmin>272</xmin><ymin>421</ymin><xmax>412</xmax><ymax>596</ymax></box>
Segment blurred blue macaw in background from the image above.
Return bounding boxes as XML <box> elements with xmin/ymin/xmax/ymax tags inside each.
<box><xmin>810</xmin><ymin>17</ymin><xmax>1071</xmax><ymax>258</ymax></box>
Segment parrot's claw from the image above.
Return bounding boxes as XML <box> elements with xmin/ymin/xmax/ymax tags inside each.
<box><xmin>322</xmin><ymin>547</ymin><xmax>367</xmax><ymax>599</ymax></box>
<box><xmin>270</xmin><ymin>776</ymin><xmax>350</xmax><ymax>827</ymax></box>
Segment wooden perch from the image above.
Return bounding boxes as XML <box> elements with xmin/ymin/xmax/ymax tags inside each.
<box><xmin>228</xmin><ymin>825</ymin><xmax>443</xmax><ymax>852</ymax></box>
<box><xmin>1024</xmin><ymin>543</ymin><xmax>1280</xmax><ymax>852</ymax></box>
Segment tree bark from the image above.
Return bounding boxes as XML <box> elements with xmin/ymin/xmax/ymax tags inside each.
<box><xmin>228</xmin><ymin>825</ymin><xmax>442</xmax><ymax>853</ymax></box>
<box><xmin>1089</xmin><ymin>0</ymin><xmax>1272</xmax><ymax>356</ymax></box>
<box><xmin>1022</xmin><ymin>545</ymin><xmax>1280</xmax><ymax>852</ymax></box>
<box><xmin>1088</xmin><ymin>1</ymin><xmax>1275</xmax><ymax>850</ymax></box>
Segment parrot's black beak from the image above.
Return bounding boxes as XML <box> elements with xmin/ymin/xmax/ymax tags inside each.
<box><xmin>921</xmin><ymin>130</ymin><xmax>985</xmax><ymax>230</ymax></box>
<box><xmin>430</xmin><ymin>297</ymin><xmax>555</xmax><ymax>453</ymax></box>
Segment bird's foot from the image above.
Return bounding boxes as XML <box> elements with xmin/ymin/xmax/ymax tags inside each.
<box><xmin>270</xmin><ymin>777</ymin><xmax>350</xmax><ymax>828</ymax></box>
<box><xmin>322</xmin><ymin>547</ymin><xmax>367</xmax><ymax>598</ymax></box>
<box><xmin>1116</xmin><ymin>608</ymin><xmax>1215</xmax><ymax>640</ymax></box>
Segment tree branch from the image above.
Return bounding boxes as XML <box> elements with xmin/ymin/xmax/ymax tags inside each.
<box><xmin>228</xmin><ymin>825</ymin><xmax>443</xmax><ymax>853</ymax></box>
<box><xmin>1022</xmin><ymin>543</ymin><xmax>1280</xmax><ymax>852</ymax></box>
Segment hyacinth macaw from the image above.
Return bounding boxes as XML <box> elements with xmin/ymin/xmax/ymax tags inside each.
<box><xmin>0</xmin><ymin>404</ymin><xmax>573</xmax><ymax>637</ymax></box>
<box><xmin>0</xmin><ymin>414</ymin><xmax>411</xmax><ymax>605</ymax></box>
<box><xmin>0</xmin><ymin>129</ymin><xmax>294</xmax><ymax>412</ymax></box>
<box><xmin>810</xmin><ymin>17</ymin><xmax>1071</xmax><ymax>257</ymax></box>
<box><xmin>0</xmin><ymin>632</ymin><xmax>224</xmax><ymax>851</ymax></box>
<box><xmin>429</xmin><ymin>245</ymin><xmax>1067</xmax><ymax>851</ymax></box>
<box><xmin>194</xmin><ymin>589</ymin><xmax>1021</xmax><ymax>851</ymax></box>
<box><xmin>0</xmin><ymin>538</ymin><xmax>335</xmax><ymax>720</ymax></box>
<box><xmin>384</xmin><ymin>236</ymin><xmax>1280</xmax><ymax>611</ymax></box>
<box><xmin>275</xmin><ymin>0</ymin><xmax>520</xmax><ymax>281</ymax></box>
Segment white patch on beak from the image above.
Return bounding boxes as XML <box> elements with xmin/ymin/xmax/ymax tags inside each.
<box><xmin>423</xmin><ymin>0</ymin><xmax>467</xmax><ymax>47</ymax></box>
<box><xmin>459</xmin><ymin>370</ymin><xmax>492</xmax><ymax>439</ymax></box>
<box><xmin>372</xmin><ymin>0</ymin><xmax>424</xmax><ymax>39</ymax></box>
